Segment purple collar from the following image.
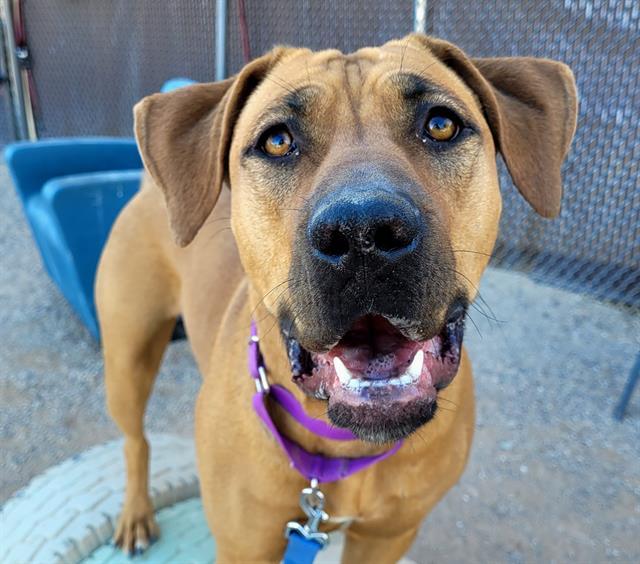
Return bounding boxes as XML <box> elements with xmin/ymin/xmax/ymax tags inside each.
<box><xmin>248</xmin><ymin>321</ymin><xmax>402</xmax><ymax>483</ymax></box>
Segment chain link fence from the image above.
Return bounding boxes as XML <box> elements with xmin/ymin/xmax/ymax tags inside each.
<box><xmin>225</xmin><ymin>0</ymin><xmax>414</xmax><ymax>74</ymax></box>
<box><xmin>427</xmin><ymin>0</ymin><xmax>639</xmax><ymax>309</ymax></box>
<box><xmin>4</xmin><ymin>0</ymin><xmax>639</xmax><ymax>308</ymax></box>
<box><xmin>17</xmin><ymin>1</ymin><xmax>218</xmax><ymax>138</ymax></box>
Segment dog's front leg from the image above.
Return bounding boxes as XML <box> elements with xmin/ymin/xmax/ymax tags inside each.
<box><xmin>341</xmin><ymin>522</ymin><xmax>420</xmax><ymax>564</ymax></box>
<box><xmin>196</xmin><ymin>467</ymin><xmax>300</xmax><ymax>563</ymax></box>
<box><xmin>212</xmin><ymin>522</ymin><xmax>289</xmax><ymax>563</ymax></box>
<box><xmin>195</xmin><ymin>379</ymin><xmax>304</xmax><ymax>563</ymax></box>
<box><xmin>97</xmin><ymin>202</ymin><xmax>181</xmax><ymax>554</ymax></box>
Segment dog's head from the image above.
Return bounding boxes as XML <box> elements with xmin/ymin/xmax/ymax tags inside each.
<box><xmin>134</xmin><ymin>35</ymin><xmax>577</xmax><ymax>442</ymax></box>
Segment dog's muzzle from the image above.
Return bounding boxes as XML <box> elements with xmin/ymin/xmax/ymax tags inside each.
<box><xmin>283</xmin><ymin>166</ymin><xmax>464</xmax><ymax>442</ymax></box>
<box><xmin>283</xmin><ymin>303</ymin><xmax>466</xmax><ymax>443</ymax></box>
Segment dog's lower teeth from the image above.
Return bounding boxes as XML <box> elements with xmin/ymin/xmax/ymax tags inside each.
<box><xmin>347</xmin><ymin>379</ymin><xmax>370</xmax><ymax>390</ymax></box>
<box><xmin>335</xmin><ymin>349</ymin><xmax>425</xmax><ymax>391</ymax></box>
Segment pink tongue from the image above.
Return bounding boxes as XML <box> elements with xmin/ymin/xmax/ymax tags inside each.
<box><xmin>317</xmin><ymin>315</ymin><xmax>421</xmax><ymax>379</ymax></box>
<box><xmin>337</xmin><ymin>316</ymin><xmax>408</xmax><ymax>354</ymax></box>
<box><xmin>322</xmin><ymin>343</ymin><xmax>420</xmax><ymax>379</ymax></box>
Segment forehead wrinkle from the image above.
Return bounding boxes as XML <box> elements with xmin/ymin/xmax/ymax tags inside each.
<box><xmin>254</xmin><ymin>84</ymin><xmax>321</xmax><ymax>123</ymax></box>
<box><xmin>343</xmin><ymin>59</ymin><xmax>364</xmax><ymax>139</ymax></box>
<box><xmin>318</xmin><ymin>56</ymin><xmax>367</xmax><ymax>140</ymax></box>
<box><xmin>389</xmin><ymin>72</ymin><xmax>476</xmax><ymax>120</ymax></box>
<box><xmin>281</xmin><ymin>85</ymin><xmax>320</xmax><ymax>113</ymax></box>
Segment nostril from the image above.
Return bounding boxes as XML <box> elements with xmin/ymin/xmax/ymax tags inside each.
<box><xmin>374</xmin><ymin>222</ymin><xmax>415</xmax><ymax>253</ymax></box>
<box><xmin>315</xmin><ymin>226</ymin><xmax>350</xmax><ymax>257</ymax></box>
<box><xmin>309</xmin><ymin>196</ymin><xmax>422</xmax><ymax>263</ymax></box>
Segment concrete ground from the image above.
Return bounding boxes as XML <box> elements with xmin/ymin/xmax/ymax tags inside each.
<box><xmin>1</xmin><ymin>160</ymin><xmax>638</xmax><ymax>563</ymax></box>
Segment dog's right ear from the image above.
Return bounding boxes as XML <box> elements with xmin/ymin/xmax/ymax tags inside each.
<box><xmin>134</xmin><ymin>51</ymin><xmax>283</xmax><ymax>246</ymax></box>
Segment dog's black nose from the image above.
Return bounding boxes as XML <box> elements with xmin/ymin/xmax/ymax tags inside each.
<box><xmin>308</xmin><ymin>189</ymin><xmax>423</xmax><ymax>265</ymax></box>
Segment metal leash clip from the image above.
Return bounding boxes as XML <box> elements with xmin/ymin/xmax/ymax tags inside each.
<box><xmin>285</xmin><ymin>479</ymin><xmax>330</xmax><ymax>548</ymax></box>
<box><xmin>249</xmin><ymin>334</ymin><xmax>270</xmax><ymax>393</ymax></box>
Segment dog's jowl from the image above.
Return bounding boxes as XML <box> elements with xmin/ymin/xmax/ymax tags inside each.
<box><xmin>96</xmin><ymin>34</ymin><xmax>577</xmax><ymax>562</ymax></box>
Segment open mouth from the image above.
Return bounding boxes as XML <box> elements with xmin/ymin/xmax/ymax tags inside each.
<box><xmin>284</xmin><ymin>302</ymin><xmax>466</xmax><ymax>442</ymax></box>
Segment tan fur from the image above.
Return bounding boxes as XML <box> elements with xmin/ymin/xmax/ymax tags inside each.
<box><xmin>96</xmin><ymin>34</ymin><xmax>577</xmax><ymax>562</ymax></box>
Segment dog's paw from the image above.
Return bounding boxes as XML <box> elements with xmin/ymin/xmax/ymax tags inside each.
<box><xmin>113</xmin><ymin>496</ymin><xmax>159</xmax><ymax>556</ymax></box>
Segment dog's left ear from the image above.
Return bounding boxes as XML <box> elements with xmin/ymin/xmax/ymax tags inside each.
<box><xmin>134</xmin><ymin>50</ymin><xmax>285</xmax><ymax>246</ymax></box>
<box><xmin>415</xmin><ymin>35</ymin><xmax>578</xmax><ymax>218</ymax></box>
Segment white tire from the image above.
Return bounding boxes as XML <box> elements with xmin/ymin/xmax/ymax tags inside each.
<box><xmin>0</xmin><ymin>434</ymin><xmax>199</xmax><ymax>564</ymax></box>
<box><xmin>1</xmin><ymin>434</ymin><xmax>415</xmax><ymax>564</ymax></box>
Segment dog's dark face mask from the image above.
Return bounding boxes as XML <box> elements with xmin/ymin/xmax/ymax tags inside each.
<box><xmin>280</xmin><ymin>160</ymin><xmax>468</xmax><ymax>442</ymax></box>
<box><xmin>134</xmin><ymin>36</ymin><xmax>574</xmax><ymax>443</ymax></box>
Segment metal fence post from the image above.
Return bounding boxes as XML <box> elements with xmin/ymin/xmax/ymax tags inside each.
<box><xmin>0</xmin><ymin>15</ymin><xmax>18</xmax><ymax>140</ymax></box>
<box><xmin>215</xmin><ymin>0</ymin><xmax>227</xmax><ymax>81</ymax></box>
<box><xmin>414</xmin><ymin>0</ymin><xmax>427</xmax><ymax>34</ymax></box>
<box><xmin>1</xmin><ymin>0</ymin><xmax>28</xmax><ymax>140</ymax></box>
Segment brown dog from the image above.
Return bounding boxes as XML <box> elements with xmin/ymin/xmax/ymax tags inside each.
<box><xmin>96</xmin><ymin>34</ymin><xmax>577</xmax><ymax>562</ymax></box>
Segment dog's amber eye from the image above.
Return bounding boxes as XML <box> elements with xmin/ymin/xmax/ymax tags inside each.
<box><xmin>261</xmin><ymin>127</ymin><xmax>295</xmax><ymax>157</ymax></box>
<box><xmin>423</xmin><ymin>110</ymin><xmax>459</xmax><ymax>142</ymax></box>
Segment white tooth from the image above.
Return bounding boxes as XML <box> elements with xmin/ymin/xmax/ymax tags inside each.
<box><xmin>347</xmin><ymin>379</ymin><xmax>370</xmax><ymax>391</ymax></box>
<box><xmin>406</xmin><ymin>350</ymin><xmax>424</xmax><ymax>382</ymax></box>
<box><xmin>399</xmin><ymin>374</ymin><xmax>412</xmax><ymax>385</ymax></box>
<box><xmin>334</xmin><ymin>357</ymin><xmax>352</xmax><ymax>385</ymax></box>
<box><xmin>388</xmin><ymin>378</ymin><xmax>401</xmax><ymax>386</ymax></box>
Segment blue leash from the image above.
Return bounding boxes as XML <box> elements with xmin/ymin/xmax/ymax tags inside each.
<box><xmin>283</xmin><ymin>531</ymin><xmax>325</xmax><ymax>564</ymax></box>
